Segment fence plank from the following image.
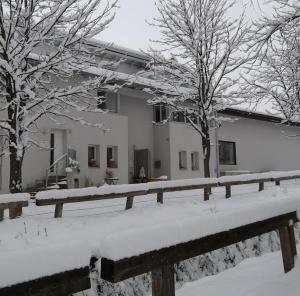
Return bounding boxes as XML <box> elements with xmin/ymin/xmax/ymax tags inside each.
<box><xmin>152</xmin><ymin>264</ymin><xmax>175</xmax><ymax>296</ymax></box>
<box><xmin>125</xmin><ymin>196</ymin><xmax>134</xmax><ymax>210</ymax></box>
<box><xmin>9</xmin><ymin>203</ymin><xmax>23</xmax><ymax>219</ymax></box>
<box><xmin>54</xmin><ymin>203</ymin><xmax>64</xmax><ymax>218</ymax></box>
<box><xmin>279</xmin><ymin>226</ymin><xmax>294</xmax><ymax>273</ymax></box>
<box><xmin>0</xmin><ymin>267</ymin><xmax>90</xmax><ymax>296</ymax></box>
<box><xmin>101</xmin><ymin>212</ymin><xmax>297</xmax><ymax>282</ymax></box>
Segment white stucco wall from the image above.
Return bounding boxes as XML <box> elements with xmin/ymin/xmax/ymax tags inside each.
<box><xmin>0</xmin><ymin>112</ymin><xmax>128</xmax><ymax>194</ymax></box>
<box><xmin>168</xmin><ymin>122</ymin><xmax>217</xmax><ymax>180</ymax></box>
<box><xmin>118</xmin><ymin>88</ymin><xmax>154</xmax><ymax>181</ymax></box>
<box><xmin>218</xmin><ymin>117</ymin><xmax>300</xmax><ymax>173</ymax></box>
<box><xmin>153</xmin><ymin>124</ymin><xmax>171</xmax><ymax>178</ymax></box>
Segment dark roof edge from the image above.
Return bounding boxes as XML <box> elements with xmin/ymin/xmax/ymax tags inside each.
<box><xmin>219</xmin><ymin>108</ymin><xmax>300</xmax><ymax>127</ymax></box>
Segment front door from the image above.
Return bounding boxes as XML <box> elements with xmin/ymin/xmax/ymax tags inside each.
<box><xmin>134</xmin><ymin>149</ymin><xmax>150</xmax><ymax>179</ymax></box>
<box><xmin>50</xmin><ymin>130</ymin><xmax>66</xmax><ymax>175</ymax></box>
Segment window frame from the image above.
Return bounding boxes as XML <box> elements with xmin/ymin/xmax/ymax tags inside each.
<box><xmin>179</xmin><ymin>150</ymin><xmax>187</xmax><ymax>170</ymax></box>
<box><xmin>153</xmin><ymin>104</ymin><xmax>168</xmax><ymax>123</ymax></box>
<box><xmin>97</xmin><ymin>90</ymin><xmax>107</xmax><ymax>110</ymax></box>
<box><xmin>219</xmin><ymin>140</ymin><xmax>237</xmax><ymax>165</ymax></box>
<box><xmin>191</xmin><ymin>151</ymin><xmax>200</xmax><ymax>171</ymax></box>
<box><xmin>88</xmin><ymin>144</ymin><xmax>100</xmax><ymax>168</ymax></box>
<box><xmin>107</xmin><ymin>146</ymin><xmax>118</xmax><ymax>168</ymax></box>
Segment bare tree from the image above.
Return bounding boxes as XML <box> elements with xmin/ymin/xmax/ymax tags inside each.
<box><xmin>143</xmin><ymin>0</ymin><xmax>249</xmax><ymax>183</ymax></box>
<box><xmin>242</xmin><ymin>21</ymin><xmax>300</xmax><ymax>123</ymax></box>
<box><xmin>252</xmin><ymin>0</ymin><xmax>300</xmax><ymax>53</ymax></box>
<box><xmin>0</xmin><ymin>0</ymin><xmax>118</xmax><ymax>192</ymax></box>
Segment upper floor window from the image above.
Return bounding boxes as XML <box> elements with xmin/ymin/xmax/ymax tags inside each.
<box><xmin>153</xmin><ymin>104</ymin><xmax>168</xmax><ymax>123</ymax></box>
<box><xmin>97</xmin><ymin>90</ymin><xmax>118</xmax><ymax>112</ymax></box>
<box><xmin>172</xmin><ymin>111</ymin><xmax>185</xmax><ymax>123</ymax></box>
<box><xmin>97</xmin><ymin>90</ymin><xmax>107</xmax><ymax>109</ymax></box>
<box><xmin>219</xmin><ymin>141</ymin><xmax>236</xmax><ymax>165</ymax></box>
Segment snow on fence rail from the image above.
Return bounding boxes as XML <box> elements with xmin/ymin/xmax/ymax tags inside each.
<box><xmin>1</xmin><ymin>182</ymin><xmax>300</xmax><ymax>296</ymax></box>
<box><xmin>35</xmin><ymin>170</ymin><xmax>300</xmax><ymax>218</ymax></box>
<box><xmin>0</xmin><ymin>193</ymin><xmax>30</xmax><ymax>221</ymax></box>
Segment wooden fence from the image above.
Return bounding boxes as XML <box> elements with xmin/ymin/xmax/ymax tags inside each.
<box><xmin>34</xmin><ymin>171</ymin><xmax>300</xmax><ymax>218</ymax></box>
<box><xmin>1</xmin><ymin>171</ymin><xmax>300</xmax><ymax>295</ymax></box>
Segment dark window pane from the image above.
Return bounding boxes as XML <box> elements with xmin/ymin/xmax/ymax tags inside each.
<box><xmin>219</xmin><ymin>141</ymin><xmax>236</xmax><ymax>165</ymax></box>
<box><xmin>88</xmin><ymin>146</ymin><xmax>95</xmax><ymax>161</ymax></box>
<box><xmin>97</xmin><ymin>90</ymin><xmax>107</xmax><ymax>109</ymax></box>
<box><xmin>173</xmin><ymin>111</ymin><xmax>185</xmax><ymax>122</ymax></box>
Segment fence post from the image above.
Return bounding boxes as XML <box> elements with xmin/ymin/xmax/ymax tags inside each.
<box><xmin>204</xmin><ymin>187</ymin><xmax>210</xmax><ymax>201</ymax></box>
<box><xmin>225</xmin><ymin>185</ymin><xmax>231</xmax><ymax>199</ymax></box>
<box><xmin>125</xmin><ymin>195</ymin><xmax>134</xmax><ymax>210</ymax></box>
<box><xmin>152</xmin><ymin>264</ymin><xmax>175</xmax><ymax>296</ymax></box>
<box><xmin>279</xmin><ymin>226</ymin><xmax>294</xmax><ymax>273</ymax></box>
<box><xmin>0</xmin><ymin>206</ymin><xmax>4</xmax><ymax>221</ymax></box>
<box><xmin>157</xmin><ymin>192</ymin><xmax>164</xmax><ymax>204</ymax></box>
<box><xmin>288</xmin><ymin>224</ymin><xmax>297</xmax><ymax>257</ymax></box>
<box><xmin>9</xmin><ymin>203</ymin><xmax>23</xmax><ymax>219</ymax></box>
<box><xmin>259</xmin><ymin>182</ymin><xmax>264</xmax><ymax>192</ymax></box>
<box><xmin>54</xmin><ymin>203</ymin><xmax>64</xmax><ymax>218</ymax></box>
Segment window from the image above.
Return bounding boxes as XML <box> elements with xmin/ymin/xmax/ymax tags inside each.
<box><xmin>107</xmin><ymin>146</ymin><xmax>118</xmax><ymax>168</ymax></box>
<box><xmin>191</xmin><ymin>152</ymin><xmax>199</xmax><ymax>171</ymax></box>
<box><xmin>97</xmin><ymin>90</ymin><xmax>118</xmax><ymax>112</ymax></box>
<box><xmin>172</xmin><ymin>111</ymin><xmax>185</xmax><ymax>123</ymax></box>
<box><xmin>88</xmin><ymin>145</ymin><xmax>100</xmax><ymax>167</ymax></box>
<box><xmin>179</xmin><ymin>151</ymin><xmax>187</xmax><ymax>170</ymax></box>
<box><xmin>219</xmin><ymin>141</ymin><xmax>236</xmax><ymax>165</ymax></box>
<box><xmin>153</xmin><ymin>104</ymin><xmax>168</xmax><ymax>123</ymax></box>
<box><xmin>97</xmin><ymin>90</ymin><xmax>107</xmax><ymax>109</ymax></box>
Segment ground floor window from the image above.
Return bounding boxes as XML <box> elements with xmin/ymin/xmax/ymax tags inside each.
<box><xmin>107</xmin><ymin>146</ymin><xmax>118</xmax><ymax>168</ymax></box>
<box><xmin>88</xmin><ymin>145</ymin><xmax>100</xmax><ymax>167</ymax></box>
<box><xmin>179</xmin><ymin>151</ymin><xmax>187</xmax><ymax>170</ymax></box>
<box><xmin>219</xmin><ymin>141</ymin><xmax>236</xmax><ymax>165</ymax></box>
<box><xmin>191</xmin><ymin>152</ymin><xmax>199</xmax><ymax>171</ymax></box>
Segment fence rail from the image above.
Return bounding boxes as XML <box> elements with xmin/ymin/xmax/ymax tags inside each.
<box><xmin>1</xmin><ymin>170</ymin><xmax>300</xmax><ymax>296</ymax></box>
<box><xmin>34</xmin><ymin>170</ymin><xmax>300</xmax><ymax>218</ymax></box>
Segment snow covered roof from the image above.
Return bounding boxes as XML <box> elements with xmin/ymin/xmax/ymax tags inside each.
<box><xmin>84</xmin><ymin>38</ymin><xmax>149</xmax><ymax>63</ymax></box>
<box><xmin>220</xmin><ymin>108</ymin><xmax>300</xmax><ymax>126</ymax></box>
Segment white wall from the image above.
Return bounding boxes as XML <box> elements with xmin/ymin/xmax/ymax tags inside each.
<box><xmin>153</xmin><ymin>124</ymin><xmax>171</xmax><ymax>178</ymax></box>
<box><xmin>118</xmin><ymin>88</ymin><xmax>154</xmax><ymax>181</ymax></box>
<box><xmin>0</xmin><ymin>112</ymin><xmax>128</xmax><ymax>194</ymax></box>
<box><xmin>218</xmin><ymin>117</ymin><xmax>300</xmax><ymax>173</ymax></box>
<box><xmin>168</xmin><ymin>122</ymin><xmax>217</xmax><ymax>180</ymax></box>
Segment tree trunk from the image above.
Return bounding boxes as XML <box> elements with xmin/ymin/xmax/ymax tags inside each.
<box><xmin>202</xmin><ymin>130</ymin><xmax>211</xmax><ymax>200</ymax></box>
<box><xmin>9</xmin><ymin>135</ymin><xmax>23</xmax><ymax>193</ymax></box>
<box><xmin>202</xmin><ymin>131</ymin><xmax>211</xmax><ymax>178</ymax></box>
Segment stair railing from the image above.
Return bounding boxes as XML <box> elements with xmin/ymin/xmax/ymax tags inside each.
<box><xmin>45</xmin><ymin>153</ymin><xmax>68</xmax><ymax>188</ymax></box>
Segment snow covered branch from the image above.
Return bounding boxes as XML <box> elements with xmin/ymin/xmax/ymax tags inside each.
<box><xmin>142</xmin><ymin>0</ymin><xmax>250</xmax><ymax>178</ymax></box>
<box><xmin>0</xmin><ymin>0</ymin><xmax>119</xmax><ymax>192</ymax></box>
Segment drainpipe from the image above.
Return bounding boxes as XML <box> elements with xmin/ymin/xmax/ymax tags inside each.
<box><xmin>215</xmin><ymin>124</ymin><xmax>220</xmax><ymax>178</ymax></box>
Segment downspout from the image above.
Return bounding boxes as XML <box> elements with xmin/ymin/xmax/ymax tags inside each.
<box><xmin>215</xmin><ymin>123</ymin><xmax>220</xmax><ymax>177</ymax></box>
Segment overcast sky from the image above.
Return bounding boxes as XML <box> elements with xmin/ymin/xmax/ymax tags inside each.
<box><xmin>99</xmin><ymin>0</ymin><xmax>272</xmax><ymax>51</ymax></box>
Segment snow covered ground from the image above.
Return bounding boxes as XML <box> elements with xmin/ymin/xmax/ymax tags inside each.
<box><xmin>177</xmin><ymin>248</ymin><xmax>300</xmax><ymax>296</ymax></box>
<box><xmin>0</xmin><ymin>180</ymin><xmax>300</xmax><ymax>293</ymax></box>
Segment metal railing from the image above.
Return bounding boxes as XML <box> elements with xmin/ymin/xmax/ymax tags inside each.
<box><xmin>45</xmin><ymin>153</ymin><xmax>68</xmax><ymax>188</ymax></box>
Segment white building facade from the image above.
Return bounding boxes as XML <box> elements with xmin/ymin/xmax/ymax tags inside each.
<box><xmin>1</xmin><ymin>42</ymin><xmax>300</xmax><ymax>193</ymax></box>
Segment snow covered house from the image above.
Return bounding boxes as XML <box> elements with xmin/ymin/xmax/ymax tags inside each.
<box><xmin>1</xmin><ymin>40</ymin><xmax>300</xmax><ymax>193</ymax></box>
